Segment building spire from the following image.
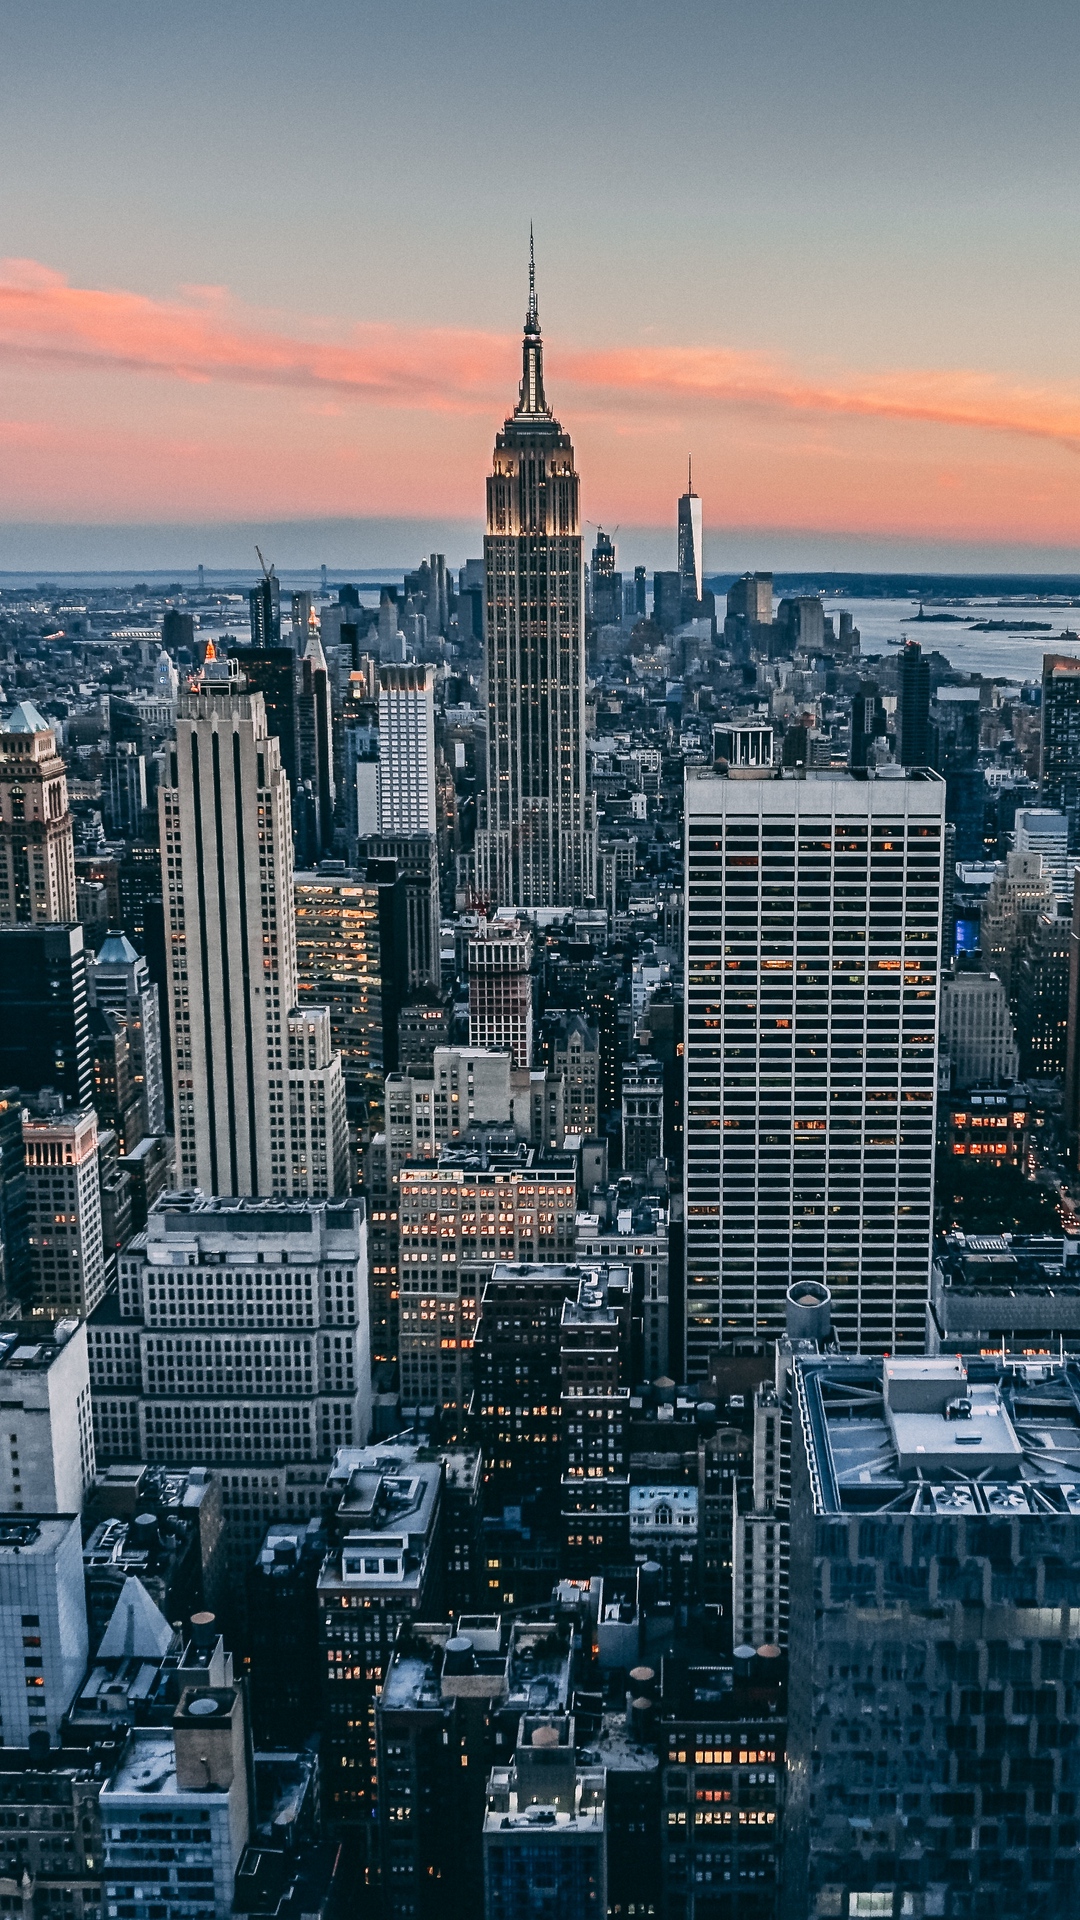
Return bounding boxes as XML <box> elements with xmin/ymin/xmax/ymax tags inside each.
<box><xmin>517</xmin><ymin>226</ymin><xmax>548</xmax><ymax>417</ymax></box>
<box><xmin>687</xmin><ymin>454</ymin><xmax>696</xmax><ymax>497</ymax></box>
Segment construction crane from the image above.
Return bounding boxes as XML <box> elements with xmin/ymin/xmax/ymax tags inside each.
<box><xmin>255</xmin><ymin>544</ymin><xmax>275</xmax><ymax>581</ymax></box>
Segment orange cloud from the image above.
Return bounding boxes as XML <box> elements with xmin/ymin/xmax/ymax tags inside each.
<box><xmin>2</xmin><ymin>257</ymin><xmax>1080</xmax><ymax>456</ymax></box>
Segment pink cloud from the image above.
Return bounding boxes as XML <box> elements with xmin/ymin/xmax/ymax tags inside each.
<box><xmin>1</xmin><ymin>258</ymin><xmax>1079</xmax><ymax>455</ymax></box>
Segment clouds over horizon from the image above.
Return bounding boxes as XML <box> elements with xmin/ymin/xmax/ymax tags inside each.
<box><xmin>2</xmin><ymin>257</ymin><xmax>1079</xmax><ymax>542</ymax></box>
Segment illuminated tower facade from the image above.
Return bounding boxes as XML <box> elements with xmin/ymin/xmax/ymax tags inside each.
<box><xmin>477</xmin><ymin>240</ymin><xmax>594</xmax><ymax>909</ymax></box>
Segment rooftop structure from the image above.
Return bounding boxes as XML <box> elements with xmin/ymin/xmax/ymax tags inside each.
<box><xmin>930</xmin><ymin>1230</ymin><xmax>1080</xmax><ymax>1354</ymax></box>
<box><xmin>786</xmin><ymin>1351</ymin><xmax>1080</xmax><ymax>1915</ymax></box>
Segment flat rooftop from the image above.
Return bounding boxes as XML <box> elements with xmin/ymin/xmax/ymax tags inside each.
<box><xmin>102</xmin><ymin>1730</ymin><xmax>227</xmax><ymax>1802</ymax></box>
<box><xmin>0</xmin><ymin>1324</ymin><xmax>80</xmax><ymax>1371</ymax></box>
<box><xmin>797</xmin><ymin>1354</ymin><xmax>1080</xmax><ymax>1514</ymax></box>
<box><xmin>935</xmin><ymin>1234</ymin><xmax>1080</xmax><ymax>1300</ymax></box>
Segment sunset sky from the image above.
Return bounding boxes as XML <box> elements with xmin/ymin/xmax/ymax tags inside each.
<box><xmin>3</xmin><ymin>0</ymin><xmax>1080</xmax><ymax>569</ymax></box>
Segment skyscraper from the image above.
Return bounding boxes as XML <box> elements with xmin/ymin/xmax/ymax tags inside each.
<box><xmin>22</xmin><ymin>1102</ymin><xmax>106</xmax><ymax>1318</ymax></box>
<box><xmin>249</xmin><ymin>566</ymin><xmax>281</xmax><ymax>646</ymax></box>
<box><xmin>897</xmin><ymin>637</ymin><xmax>931</xmax><ymax>765</ymax></box>
<box><xmin>294</xmin><ymin>863</ymin><xmax>388</xmax><ymax>1153</ymax></box>
<box><xmin>589</xmin><ymin>528</ymin><xmax>622</xmax><ymax>627</ymax></box>
<box><xmin>87</xmin><ymin>930</ymin><xmax>166</xmax><ymax>1138</ymax></box>
<box><xmin>677</xmin><ymin>458</ymin><xmax>702</xmax><ymax>619</ymax></box>
<box><xmin>159</xmin><ymin>647</ymin><xmax>348</xmax><ymax>1197</ymax></box>
<box><xmin>378</xmin><ymin>665</ymin><xmax>437</xmax><ymax>835</ymax></box>
<box><xmin>683</xmin><ymin>767</ymin><xmax>944</xmax><ymax>1374</ymax></box>
<box><xmin>298</xmin><ymin>625</ymin><xmax>335</xmax><ymax>857</ymax></box>
<box><xmin>0</xmin><ymin>702</ymin><xmax>76</xmax><ymax>925</ymax></box>
<box><xmin>468</xmin><ymin>919</ymin><xmax>534</xmax><ymax>1068</ymax></box>
<box><xmin>0</xmin><ymin>923</ymin><xmax>91</xmax><ymax>1106</ymax></box>
<box><xmin>1041</xmin><ymin>649</ymin><xmax>1080</xmax><ymax>850</ymax></box>
<box><xmin>476</xmin><ymin>238</ymin><xmax>594</xmax><ymax>909</ymax></box>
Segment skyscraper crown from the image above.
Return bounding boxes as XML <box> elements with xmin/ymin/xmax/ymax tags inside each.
<box><xmin>516</xmin><ymin>226</ymin><xmax>549</xmax><ymax>418</ymax></box>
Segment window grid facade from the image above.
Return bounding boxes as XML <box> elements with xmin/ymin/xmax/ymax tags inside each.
<box><xmin>684</xmin><ymin>771</ymin><xmax>944</xmax><ymax>1376</ymax></box>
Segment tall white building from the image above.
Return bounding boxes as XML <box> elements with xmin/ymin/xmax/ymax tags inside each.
<box><xmin>0</xmin><ymin>1513</ymin><xmax>88</xmax><ymax>1746</ymax></box>
<box><xmin>377</xmin><ymin>665</ymin><xmax>437</xmax><ymax>836</ymax></box>
<box><xmin>684</xmin><ymin>767</ymin><xmax>945</xmax><ymax>1374</ymax></box>
<box><xmin>23</xmin><ymin>1104</ymin><xmax>106</xmax><ymax>1318</ymax></box>
<box><xmin>0</xmin><ymin>1320</ymin><xmax>94</xmax><ymax>1515</ymax></box>
<box><xmin>159</xmin><ymin>649</ymin><xmax>348</xmax><ymax>1197</ymax></box>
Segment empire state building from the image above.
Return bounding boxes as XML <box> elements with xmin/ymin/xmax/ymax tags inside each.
<box><xmin>476</xmin><ymin>243</ymin><xmax>595</xmax><ymax>909</ymax></box>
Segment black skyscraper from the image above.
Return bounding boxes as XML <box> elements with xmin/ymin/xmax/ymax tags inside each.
<box><xmin>1041</xmin><ymin>652</ymin><xmax>1080</xmax><ymax>850</ymax></box>
<box><xmin>228</xmin><ymin>646</ymin><xmax>300</xmax><ymax>789</ymax></box>
<box><xmin>249</xmin><ymin>569</ymin><xmax>281</xmax><ymax>647</ymax></box>
<box><xmin>897</xmin><ymin>638</ymin><xmax>931</xmax><ymax>766</ymax></box>
<box><xmin>850</xmin><ymin>681</ymin><xmax>886</xmax><ymax>769</ymax></box>
<box><xmin>0</xmin><ymin>924</ymin><xmax>91</xmax><ymax>1106</ymax></box>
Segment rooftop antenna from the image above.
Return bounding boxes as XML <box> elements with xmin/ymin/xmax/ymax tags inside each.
<box><xmin>528</xmin><ymin>223</ymin><xmax>537</xmax><ymax>324</ymax></box>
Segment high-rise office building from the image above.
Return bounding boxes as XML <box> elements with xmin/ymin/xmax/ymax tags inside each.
<box><xmin>318</xmin><ymin>1442</ymin><xmax>444</xmax><ymax>1834</ymax></box>
<box><xmin>101</xmin><ymin>740</ymin><xmax>149</xmax><ymax>839</ymax></box>
<box><xmin>652</xmin><ymin>572</ymin><xmax>683</xmax><ymax>634</ymax></box>
<box><xmin>249</xmin><ymin>568</ymin><xmax>281</xmax><ymax>647</ymax></box>
<box><xmin>940</xmin><ymin>965</ymin><xmax>1019</xmax><ymax>1087</ymax></box>
<box><xmin>589</xmin><ymin>529</ymin><xmax>622</xmax><ymax>627</ymax></box>
<box><xmin>159</xmin><ymin>649</ymin><xmax>349</xmax><ymax>1197</ymax></box>
<box><xmin>785</xmin><ymin>1352</ymin><xmax>1080</xmax><ymax>1920</ymax></box>
<box><xmin>297</xmin><ymin>626</ymin><xmax>335</xmax><ymax>857</ymax></box>
<box><xmin>1013</xmin><ymin>805</ymin><xmax>1072</xmax><ymax>896</ymax></box>
<box><xmin>290</xmin><ymin>590</ymin><xmax>314</xmax><ymax>651</ymax></box>
<box><xmin>0</xmin><ymin>1319</ymin><xmax>94</xmax><ymax>1514</ymax></box>
<box><xmin>683</xmin><ymin>768</ymin><xmax>944</xmax><ymax>1375</ymax></box>
<box><xmin>101</xmin><ymin>1676</ymin><xmax>251</xmax><ymax>1920</ymax></box>
<box><xmin>677</xmin><ymin>459</ymin><xmax>703</xmax><ymax>619</ymax></box>
<box><xmin>476</xmin><ymin>241</ymin><xmax>594</xmax><ymax>909</ymax></box>
<box><xmin>897</xmin><ymin>638</ymin><xmax>931</xmax><ymax>766</ymax></box>
<box><xmin>22</xmin><ymin>1103</ymin><xmax>106</xmax><ymax>1318</ymax></box>
<box><xmin>378</xmin><ymin>665</ymin><xmax>437</xmax><ymax>835</ymax></box>
<box><xmin>1041</xmin><ymin>649</ymin><xmax>1080</xmax><ymax>849</ymax></box>
<box><xmin>161</xmin><ymin>608</ymin><xmax>194</xmax><ymax>656</ymax></box>
<box><xmin>294</xmin><ymin>865</ymin><xmax>387</xmax><ymax>1153</ymax></box>
<box><xmin>397</xmin><ymin>1143</ymin><xmax>578</xmax><ymax>1421</ymax></box>
<box><xmin>620</xmin><ymin>1055</ymin><xmax>664</xmax><ymax>1173</ymax></box>
<box><xmin>360</xmin><ymin>833</ymin><xmax>441</xmax><ymax>990</ymax></box>
<box><xmin>89</xmin><ymin>1005</ymin><xmax>144</xmax><ymax>1155</ymax></box>
<box><xmin>552</xmin><ymin>1015</ymin><xmax>600</xmax><ymax>1137</ymax></box>
<box><xmin>0</xmin><ymin>1087</ymin><xmax>29</xmax><ymax>1307</ymax></box>
<box><xmin>483</xmin><ymin>1717</ymin><xmax>606</xmax><ymax>1920</ymax></box>
<box><xmin>0</xmin><ymin>923</ymin><xmax>91</xmax><ymax>1106</ymax></box>
<box><xmin>227</xmin><ymin>645</ymin><xmax>300</xmax><ymax>791</ymax></box>
<box><xmin>0</xmin><ymin>702</ymin><xmax>76</xmax><ymax>925</ymax></box>
<box><xmin>91</xmin><ymin>1193</ymin><xmax>371</xmax><ymax>1556</ymax></box>
<box><xmin>87</xmin><ymin>930</ymin><xmax>166</xmax><ymax>1139</ymax></box>
<box><xmin>468</xmin><ymin>920</ymin><xmax>533</xmax><ymax>1068</ymax></box>
<box><xmin>0</xmin><ymin>1513</ymin><xmax>89</xmax><ymax>1747</ymax></box>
